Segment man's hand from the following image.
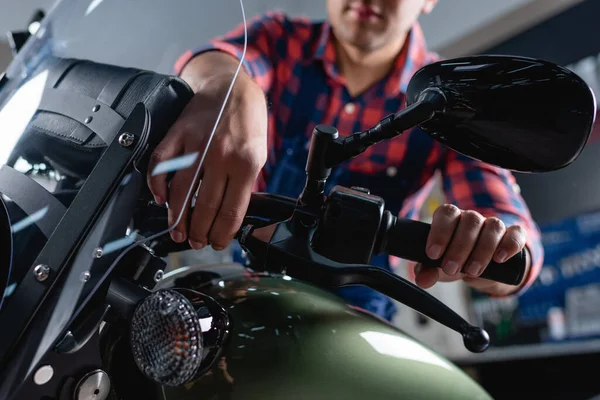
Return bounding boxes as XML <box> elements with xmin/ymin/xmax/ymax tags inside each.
<box><xmin>414</xmin><ymin>204</ymin><xmax>530</xmax><ymax>296</ymax></box>
<box><xmin>148</xmin><ymin>54</ymin><xmax>268</xmax><ymax>251</ymax></box>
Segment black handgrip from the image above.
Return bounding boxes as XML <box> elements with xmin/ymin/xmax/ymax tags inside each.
<box><xmin>381</xmin><ymin>216</ymin><xmax>527</xmax><ymax>286</ymax></box>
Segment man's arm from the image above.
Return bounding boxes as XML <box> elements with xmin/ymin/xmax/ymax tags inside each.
<box><xmin>174</xmin><ymin>10</ymin><xmax>291</xmax><ymax>94</ymax></box>
<box><xmin>178</xmin><ymin>51</ymin><xmax>255</xmax><ymax>94</ymax></box>
<box><xmin>146</xmin><ymin>12</ymin><xmax>293</xmax><ymax>250</ymax></box>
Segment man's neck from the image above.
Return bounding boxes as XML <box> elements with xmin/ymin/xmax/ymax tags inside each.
<box><xmin>334</xmin><ymin>34</ymin><xmax>407</xmax><ymax>97</ymax></box>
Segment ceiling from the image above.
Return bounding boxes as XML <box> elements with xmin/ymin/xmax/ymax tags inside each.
<box><xmin>421</xmin><ymin>0</ymin><xmax>585</xmax><ymax>57</ymax></box>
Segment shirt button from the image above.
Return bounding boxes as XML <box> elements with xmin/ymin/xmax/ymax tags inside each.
<box><xmin>386</xmin><ymin>166</ymin><xmax>397</xmax><ymax>177</ymax></box>
<box><xmin>344</xmin><ymin>103</ymin><xmax>356</xmax><ymax>114</ymax></box>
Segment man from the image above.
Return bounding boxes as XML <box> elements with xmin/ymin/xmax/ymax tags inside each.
<box><xmin>148</xmin><ymin>0</ymin><xmax>544</xmax><ymax>321</ymax></box>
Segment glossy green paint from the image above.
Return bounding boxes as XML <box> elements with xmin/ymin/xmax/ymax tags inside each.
<box><xmin>161</xmin><ymin>270</ymin><xmax>492</xmax><ymax>400</ymax></box>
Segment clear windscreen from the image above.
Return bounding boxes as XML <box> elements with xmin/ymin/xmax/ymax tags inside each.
<box><xmin>0</xmin><ymin>0</ymin><xmax>250</xmax><ymax>386</ymax></box>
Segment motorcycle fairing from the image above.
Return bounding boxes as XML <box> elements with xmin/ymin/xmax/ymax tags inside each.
<box><xmin>0</xmin><ymin>56</ymin><xmax>194</xmax><ymax>395</ymax></box>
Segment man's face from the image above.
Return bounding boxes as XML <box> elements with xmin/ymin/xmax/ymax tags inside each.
<box><xmin>326</xmin><ymin>0</ymin><xmax>437</xmax><ymax>51</ymax></box>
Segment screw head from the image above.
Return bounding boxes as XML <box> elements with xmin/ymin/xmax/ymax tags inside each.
<box><xmin>84</xmin><ymin>116</ymin><xmax>93</xmax><ymax>124</ymax></box>
<box><xmin>92</xmin><ymin>104</ymin><xmax>101</xmax><ymax>112</ymax></box>
<box><xmin>33</xmin><ymin>365</ymin><xmax>54</xmax><ymax>385</ymax></box>
<box><xmin>33</xmin><ymin>264</ymin><xmax>50</xmax><ymax>282</ymax></box>
<box><xmin>93</xmin><ymin>247</ymin><xmax>103</xmax><ymax>258</ymax></box>
<box><xmin>118</xmin><ymin>132</ymin><xmax>135</xmax><ymax>147</ymax></box>
<box><xmin>154</xmin><ymin>270</ymin><xmax>164</xmax><ymax>282</ymax></box>
<box><xmin>81</xmin><ymin>271</ymin><xmax>91</xmax><ymax>282</ymax></box>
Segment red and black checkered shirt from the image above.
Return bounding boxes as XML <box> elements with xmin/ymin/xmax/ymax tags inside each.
<box><xmin>175</xmin><ymin>11</ymin><xmax>544</xmax><ymax>294</ymax></box>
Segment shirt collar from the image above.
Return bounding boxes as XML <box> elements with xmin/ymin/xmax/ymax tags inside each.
<box><xmin>311</xmin><ymin>20</ymin><xmax>437</xmax><ymax>96</ymax></box>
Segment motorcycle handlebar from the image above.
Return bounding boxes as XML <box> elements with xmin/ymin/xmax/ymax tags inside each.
<box><xmin>153</xmin><ymin>192</ymin><xmax>527</xmax><ymax>286</ymax></box>
<box><xmin>244</xmin><ymin>194</ymin><xmax>528</xmax><ymax>286</ymax></box>
<box><xmin>379</xmin><ymin>214</ymin><xmax>527</xmax><ymax>286</ymax></box>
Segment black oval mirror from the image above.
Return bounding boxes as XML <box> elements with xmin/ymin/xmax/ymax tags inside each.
<box><xmin>406</xmin><ymin>55</ymin><xmax>597</xmax><ymax>173</ymax></box>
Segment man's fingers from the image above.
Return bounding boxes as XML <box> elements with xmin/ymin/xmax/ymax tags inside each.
<box><xmin>442</xmin><ymin>210</ymin><xmax>485</xmax><ymax>276</ymax></box>
<box><xmin>147</xmin><ymin>132</ymin><xmax>184</xmax><ymax>205</ymax></box>
<box><xmin>414</xmin><ymin>263</ymin><xmax>440</xmax><ymax>289</ymax></box>
<box><xmin>207</xmin><ymin>170</ymin><xmax>255</xmax><ymax>251</ymax></box>
<box><xmin>464</xmin><ymin>217</ymin><xmax>506</xmax><ymax>277</ymax></box>
<box><xmin>188</xmin><ymin>169</ymin><xmax>227</xmax><ymax>249</ymax></box>
<box><xmin>426</xmin><ymin>204</ymin><xmax>462</xmax><ymax>260</ymax></box>
<box><xmin>166</xmin><ymin>154</ymin><xmax>201</xmax><ymax>243</ymax></box>
<box><xmin>494</xmin><ymin>225</ymin><xmax>527</xmax><ymax>263</ymax></box>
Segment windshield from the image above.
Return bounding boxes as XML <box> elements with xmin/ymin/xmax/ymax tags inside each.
<box><xmin>0</xmin><ymin>0</ymin><xmax>250</xmax><ymax>392</ymax></box>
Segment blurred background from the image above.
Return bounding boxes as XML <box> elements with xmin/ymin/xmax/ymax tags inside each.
<box><xmin>2</xmin><ymin>0</ymin><xmax>600</xmax><ymax>398</ymax></box>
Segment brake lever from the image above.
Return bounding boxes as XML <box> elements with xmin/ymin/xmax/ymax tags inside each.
<box><xmin>238</xmin><ymin>218</ymin><xmax>490</xmax><ymax>353</ymax></box>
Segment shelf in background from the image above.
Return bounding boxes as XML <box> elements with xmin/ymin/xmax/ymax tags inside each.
<box><xmin>450</xmin><ymin>338</ymin><xmax>600</xmax><ymax>365</ymax></box>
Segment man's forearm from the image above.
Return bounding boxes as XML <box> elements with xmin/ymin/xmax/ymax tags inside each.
<box><xmin>180</xmin><ymin>51</ymin><xmax>255</xmax><ymax>94</ymax></box>
<box><xmin>178</xmin><ymin>51</ymin><xmax>267</xmax><ymax>114</ymax></box>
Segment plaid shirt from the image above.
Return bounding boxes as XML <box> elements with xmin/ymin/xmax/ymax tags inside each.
<box><xmin>175</xmin><ymin>11</ymin><xmax>544</xmax><ymax>295</ymax></box>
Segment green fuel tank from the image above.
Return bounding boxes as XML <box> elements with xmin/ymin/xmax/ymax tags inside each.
<box><xmin>158</xmin><ymin>265</ymin><xmax>492</xmax><ymax>400</ymax></box>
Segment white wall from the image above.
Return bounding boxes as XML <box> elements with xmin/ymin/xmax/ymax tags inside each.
<box><xmin>418</xmin><ymin>0</ymin><xmax>534</xmax><ymax>51</ymax></box>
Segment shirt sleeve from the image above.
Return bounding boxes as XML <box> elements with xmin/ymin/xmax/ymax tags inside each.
<box><xmin>174</xmin><ymin>11</ymin><xmax>289</xmax><ymax>93</ymax></box>
<box><xmin>440</xmin><ymin>149</ymin><xmax>544</xmax><ymax>295</ymax></box>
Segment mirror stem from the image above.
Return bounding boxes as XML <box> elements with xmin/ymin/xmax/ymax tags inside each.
<box><xmin>324</xmin><ymin>88</ymin><xmax>447</xmax><ymax>167</ymax></box>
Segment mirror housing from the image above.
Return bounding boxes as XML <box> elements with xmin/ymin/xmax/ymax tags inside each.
<box><xmin>406</xmin><ymin>55</ymin><xmax>597</xmax><ymax>173</ymax></box>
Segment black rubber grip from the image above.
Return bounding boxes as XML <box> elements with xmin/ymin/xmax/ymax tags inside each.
<box><xmin>383</xmin><ymin>217</ymin><xmax>527</xmax><ymax>286</ymax></box>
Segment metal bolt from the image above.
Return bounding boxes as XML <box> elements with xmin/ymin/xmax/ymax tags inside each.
<box><xmin>92</xmin><ymin>105</ymin><xmax>100</xmax><ymax>112</ymax></box>
<box><xmin>33</xmin><ymin>264</ymin><xmax>50</xmax><ymax>282</ymax></box>
<box><xmin>81</xmin><ymin>271</ymin><xmax>91</xmax><ymax>282</ymax></box>
<box><xmin>33</xmin><ymin>365</ymin><xmax>54</xmax><ymax>385</ymax></box>
<box><xmin>75</xmin><ymin>369</ymin><xmax>110</xmax><ymax>400</ymax></box>
<box><xmin>154</xmin><ymin>270</ymin><xmax>164</xmax><ymax>282</ymax></box>
<box><xmin>118</xmin><ymin>132</ymin><xmax>135</xmax><ymax>147</ymax></box>
<box><xmin>84</xmin><ymin>116</ymin><xmax>93</xmax><ymax>124</ymax></box>
<box><xmin>93</xmin><ymin>247</ymin><xmax>103</xmax><ymax>259</ymax></box>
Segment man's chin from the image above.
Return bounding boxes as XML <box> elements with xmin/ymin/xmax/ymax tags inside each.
<box><xmin>341</xmin><ymin>32</ymin><xmax>378</xmax><ymax>51</ymax></box>
<box><xmin>333</xmin><ymin>25</ymin><xmax>383</xmax><ymax>52</ymax></box>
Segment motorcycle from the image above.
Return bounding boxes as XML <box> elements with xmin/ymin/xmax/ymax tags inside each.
<box><xmin>0</xmin><ymin>1</ymin><xmax>596</xmax><ymax>399</ymax></box>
